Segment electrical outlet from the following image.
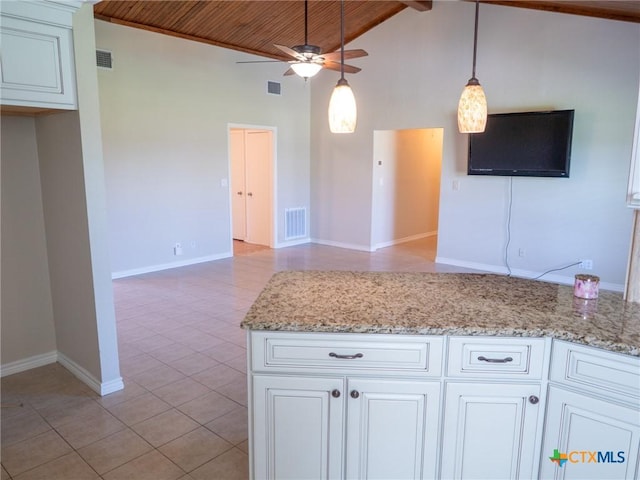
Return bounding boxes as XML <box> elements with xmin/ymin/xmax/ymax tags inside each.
<box><xmin>580</xmin><ymin>259</ymin><xmax>593</xmax><ymax>270</ymax></box>
<box><xmin>174</xmin><ymin>242</ymin><xmax>183</xmax><ymax>256</ymax></box>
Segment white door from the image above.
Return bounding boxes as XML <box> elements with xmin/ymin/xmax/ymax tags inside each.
<box><xmin>252</xmin><ymin>375</ymin><xmax>345</xmax><ymax>480</ymax></box>
<box><xmin>229</xmin><ymin>128</ymin><xmax>272</xmax><ymax>246</ymax></box>
<box><xmin>540</xmin><ymin>386</ymin><xmax>640</xmax><ymax>480</ymax></box>
<box><xmin>345</xmin><ymin>378</ymin><xmax>441</xmax><ymax>480</ymax></box>
<box><xmin>245</xmin><ymin>130</ymin><xmax>272</xmax><ymax>246</ymax></box>
<box><xmin>440</xmin><ymin>382</ymin><xmax>542</xmax><ymax>480</ymax></box>
<box><xmin>230</xmin><ymin>129</ymin><xmax>246</xmax><ymax>240</ymax></box>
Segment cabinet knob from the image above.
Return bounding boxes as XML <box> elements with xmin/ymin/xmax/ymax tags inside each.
<box><xmin>237</xmin><ymin>191</ymin><xmax>243</xmax><ymax>195</ymax></box>
<box><xmin>247</xmin><ymin>192</ymin><xmax>253</xmax><ymax>197</ymax></box>
<box><xmin>331</xmin><ymin>389</ymin><xmax>341</xmax><ymax>398</ymax></box>
<box><xmin>350</xmin><ymin>390</ymin><xmax>360</xmax><ymax>399</ymax></box>
<box><xmin>528</xmin><ymin>395</ymin><xmax>539</xmax><ymax>405</ymax></box>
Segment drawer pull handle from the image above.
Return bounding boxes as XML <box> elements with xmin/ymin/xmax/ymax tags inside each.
<box><xmin>329</xmin><ymin>352</ymin><xmax>364</xmax><ymax>360</ymax></box>
<box><xmin>477</xmin><ymin>355</ymin><xmax>513</xmax><ymax>363</ymax></box>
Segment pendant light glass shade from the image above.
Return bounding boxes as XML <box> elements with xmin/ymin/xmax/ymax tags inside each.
<box><xmin>328</xmin><ymin>0</ymin><xmax>356</xmax><ymax>134</ymax></box>
<box><xmin>328</xmin><ymin>78</ymin><xmax>357</xmax><ymax>133</ymax></box>
<box><xmin>458</xmin><ymin>0</ymin><xmax>487</xmax><ymax>134</ymax></box>
<box><xmin>458</xmin><ymin>78</ymin><xmax>487</xmax><ymax>133</ymax></box>
<box><xmin>290</xmin><ymin>62</ymin><xmax>322</xmax><ymax>78</ymax></box>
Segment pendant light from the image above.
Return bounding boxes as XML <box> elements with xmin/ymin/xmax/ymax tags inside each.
<box><xmin>458</xmin><ymin>0</ymin><xmax>487</xmax><ymax>133</ymax></box>
<box><xmin>328</xmin><ymin>0</ymin><xmax>357</xmax><ymax>133</ymax></box>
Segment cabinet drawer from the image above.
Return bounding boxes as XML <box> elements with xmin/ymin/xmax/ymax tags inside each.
<box><xmin>447</xmin><ymin>336</ymin><xmax>548</xmax><ymax>378</ymax></box>
<box><xmin>550</xmin><ymin>340</ymin><xmax>640</xmax><ymax>402</ymax></box>
<box><xmin>250</xmin><ymin>331</ymin><xmax>443</xmax><ymax>376</ymax></box>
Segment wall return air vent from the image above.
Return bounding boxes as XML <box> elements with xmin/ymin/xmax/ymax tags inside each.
<box><xmin>267</xmin><ymin>81</ymin><xmax>281</xmax><ymax>95</ymax></box>
<box><xmin>96</xmin><ymin>49</ymin><xmax>113</xmax><ymax>70</ymax></box>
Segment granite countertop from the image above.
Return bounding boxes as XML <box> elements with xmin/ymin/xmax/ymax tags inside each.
<box><xmin>241</xmin><ymin>271</ymin><xmax>640</xmax><ymax>356</ymax></box>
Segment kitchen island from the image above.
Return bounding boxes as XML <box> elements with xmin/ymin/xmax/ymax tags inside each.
<box><xmin>242</xmin><ymin>271</ymin><xmax>640</xmax><ymax>480</ymax></box>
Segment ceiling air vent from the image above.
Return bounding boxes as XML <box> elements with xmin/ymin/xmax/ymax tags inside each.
<box><xmin>96</xmin><ymin>49</ymin><xmax>113</xmax><ymax>70</ymax></box>
<box><xmin>267</xmin><ymin>81</ymin><xmax>281</xmax><ymax>96</ymax></box>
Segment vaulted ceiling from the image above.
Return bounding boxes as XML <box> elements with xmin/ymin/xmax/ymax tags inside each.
<box><xmin>93</xmin><ymin>1</ymin><xmax>640</xmax><ymax>63</ymax></box>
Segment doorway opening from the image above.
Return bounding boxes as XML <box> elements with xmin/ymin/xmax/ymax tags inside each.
<box><xmin>229</xmin><ymin>127</ymin><xmax>275</xmax><ymax>256</ymax></box>
<box><xmin>371</xmin><ymin>128</ymin><xmax>443</xmax><ymax>260</ymax></box>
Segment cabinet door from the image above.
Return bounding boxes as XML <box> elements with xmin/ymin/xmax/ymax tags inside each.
<box><xmin>440</xmin><ymin>382</ymin><xmax>542</xmax><ymax>480</ymax></box>
<box><xmin>0</xmin><ymin>16</ymin><xmax>77</xmax><ymax>109</ymax></box>
<box><xmin>252</xmin><ymin>375</ymin><xmax>344</xmax><ymax>480</ymax></box>
<box><xmin>345</xmin><ymin>378</ymin><xmax>440</xmax><ymax>480</ymax></box>
<box><xmin>540</xmin><ymin>386</ymin><xmax>640</xmax><ymax>480</ymax></box>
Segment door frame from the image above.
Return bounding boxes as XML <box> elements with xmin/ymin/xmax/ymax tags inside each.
<box><xmin>227</xmin><ymin>123</ymin><xmax>277</xmax><ymax>250</ymax></box>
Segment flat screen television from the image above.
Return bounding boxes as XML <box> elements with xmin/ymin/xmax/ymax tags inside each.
<box><xmin>468</xmin><ymin>109</ymin><xmax>574</xmax><ymax>177</ymax></box>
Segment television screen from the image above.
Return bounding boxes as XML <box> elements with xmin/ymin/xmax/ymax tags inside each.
<box><xmin>468</xmin><ymin>109</ymin><xmax>574</xmax><ymax>177</ymax></box>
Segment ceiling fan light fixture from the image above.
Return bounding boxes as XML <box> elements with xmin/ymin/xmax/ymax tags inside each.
<box><xmin>290</xmin><ymin>62</ymin><xmax>323</xmax><ymax>78</ymax></box>
<box><xmin>458</xmin><ymin>0</ymin><xmax>487</xmax><ymax>134</ymax></box>
<box><xmin>329</xmin><ymin>77</ymin><xmax>357</xmax><ymax>133</ymax></box>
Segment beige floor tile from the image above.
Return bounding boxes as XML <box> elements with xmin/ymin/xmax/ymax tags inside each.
<box><xmin>0</xmin><ymin>408</ymin><xmax>51</xmax><ymax>446</ymax></box>
<box><xmin>214</xmin><ymin>378</ymin><xmax>248</xmax><ymax>406</ymax></box>
<box><xmin>1</xmin><ymin>465</ymin><xmax>10</xmax><ymax>480</ymax></box>
<box><xmin>102</xmin><ymin>450</ymin><xmax>184</xmax><ymax>480</ymax></box>
<box><xmin>119</xmin><ymin>352</ymin><xmax>165</xmax><ymax>378</ymax></box>
<box><xmin>54</xmin><ymin>408</ymin><xmax>126</xmax><ymax>449</ymax></box>
<box><xmin>158</xmin><ymin>427</ymin><xmax>233</xmax><ymax>473</ymax></box>
<box><xmin>204</xmin><ymin>406</ymin><xmax>247</xmax><ymax>445</ymax></box>
<box><xmin>236</xmin><ymin>439</ymin><xmax>249</xmax><ymax>454</ymax></box>
<box><xmin>77</xmin><ymin>428</ymin><xmax>153</xmax><ymax>475</ymax></box>
<box><xmin>1</xmin><ymin>430</ymin><xmax>73</xmax><ymax>477</ymax></box>
<box><xmin>221</xmin><ymin>354</ymin><xmax>247</xmax><ymax>373</ymax></box>
<box><xmin>189</xmin><ymin>448</ymin><xmax>249</xmax><ymax>480</ymax></box>
<box><xmin>177</xmin><ymin>391</ymin><xmax>239</xmax><ymax>424</ymax></box>
<box><xmin>131</xmin><ymin>409</ymin><xmax>200</xmax><ymax>447</ymax></box>
<box><xmin>152</xmin><ymin>378</ymin><xmax>212</xmax><ymax>407</ymax></box>
<box><xmin>191</xmin><ymin>364</ymin><xmax>245</xmax><ymax>390</ymax></box>
<box><xmin>147</xmin><ymin>343</ymin><xmax>196</xmax><ymax>364</ymax></box>
<box><xmin>168</xmin><ymin>352</ymin><xmax>220</xmax><ymax>376</ymax></box>
<box><xmin>201</xmin><ymin>341</ymin><xmax>246</xmax><ymax>363</ymax></box>
<box><xmin>12</xmin><ymin>452</ymin><xmax>99</xmax><ymax>480</ymax></box>
<box><xmin>106</xmin><ymin>392</ymin><xmax>171</xmax><ymax>426</ymax></box>
<box><xmin>129</xmin><ymin>363</ymin><xmax>187</xmax><ymax>391</ymax></box>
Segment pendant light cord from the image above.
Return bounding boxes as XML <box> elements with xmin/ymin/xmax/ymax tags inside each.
<box><xmin>471</xmin><ymin>0</ymin><xmax>479</xmax><ymax>79</ymax></box>
<box><xmin>340</xmin><ymin>0</ymin><xmax>345</xmax><ymax>80</ymax></box>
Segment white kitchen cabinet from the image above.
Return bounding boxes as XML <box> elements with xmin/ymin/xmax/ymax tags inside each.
<box><xmin>345</xmin><ymin>378</ymin><xmax>440</xmax><ymax>480</ymax></box>
<box><xmin>440</xmin><ymin>382</ymin><xmax>542</xmax><ymax>480</ymax></box>
<box><xmin>540</xmin><ymin>341</ymin><xmax>640</xmax><ymax>480</ymax></box>
<box><xmin>252</xmin><ymin>375</ymin><xmax>345</xmax><ymax>480</ymax></box>
<box><xmin>540</xmin><ymin>386</ymin><xmax>640</xmax><ymax>480</ymax></box>
<box><xmin>0</xmin><ymin>1</ymin><xmax>78</xmax><ymax>110</ymax></box>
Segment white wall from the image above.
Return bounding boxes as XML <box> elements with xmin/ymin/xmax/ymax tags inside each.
<box><xmin>310</xmin><ymin>2</ymin><xmax>640</xmax><ymax>289</ymax></box>
<box><xmin>1</xmin><ymin>116</ymin><xmax>57</xmax><ymax>366</ymax></box>
<box><xmin>95</xmin><ymin>21</ymin><xmax>311</xmax><ymax>276</ymax></box>
<box><xmin>372</xmin><ymin>128</ymin><xmax>442</xmax><ymax>248</ymax></box>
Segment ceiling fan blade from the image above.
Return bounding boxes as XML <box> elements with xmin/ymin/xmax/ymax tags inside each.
<box><xmin>236</xmin><ymin>60</ymin><xmax>286</xmax><ymax>64</ymax></box>
<box><xmin>321</xmin><ymin>49</ymin><xmax>369</xmax><ymax>61</ymax></box>
<box><xmin>283</xmin><ymin>67</ymin><xmax>296</xmax><ymax>76</ymax></box>
<box><xmin>274</xmin><ymin>44</ymin><xmax>304</xmax><ymax>60</ymax></box>
<box><xmin>323</xmin><ymin>61</ymin><xmax>362</xmax><ymax>74</ymax></box>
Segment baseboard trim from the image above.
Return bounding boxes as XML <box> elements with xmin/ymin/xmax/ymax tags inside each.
<box><xmin>112</xmin><ymin>253</ymin><xmax>232</xmax><ymax>279</ymax></box>
<box><xmin>374</xmin><ymin>231</ymin><xmax>437</xmax><ymax>251</ymax></box>
<box><xmin>1</xmin><ymin>351</ymin><xmax>124</xmax><ymax>395</ymax></box>
<box><xmin>435</xmin><ymin>256</ymin><xmax>624</xmax><ymax>292</ymax></box>
<box><xmin>310</xmin><ymin>238</ymin><xmax>375</xmax><ymax>252</ymax></box>
<box><xmin>0</xmin><ymin>351</ymin><xmax>58</xmax><ymax>377</ymax></box>
<box><xmin>58</xmin><ymin>352</ymin><xmax>124</xmax><ymax>396</ymax></box>
<box><xmin>275</xmin><ymin>237</ymin><xmax>311</xmax><ymax>248</ymax></box>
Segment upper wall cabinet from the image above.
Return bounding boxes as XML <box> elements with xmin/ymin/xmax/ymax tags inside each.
<box><xmin>628</xmin><ymin>81</ymin><xmax>640</xmax><ymax>208</ymax></box>
<box><xmin>0</xmin><ymin>1</ymin><xmax>80</xmax><ymax>111</ymax></box>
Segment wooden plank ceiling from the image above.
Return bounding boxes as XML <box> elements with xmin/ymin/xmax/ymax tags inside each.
<box><xmin>93</xmin><ymin>1</ymin><xmax>640</xmax><ymax>62</ymax></box>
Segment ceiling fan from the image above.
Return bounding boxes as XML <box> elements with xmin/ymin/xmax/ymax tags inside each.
<box><xmin>238</xmin><ymin>0</ymin><xmax>368</xmax><ymax>79</ymax></box>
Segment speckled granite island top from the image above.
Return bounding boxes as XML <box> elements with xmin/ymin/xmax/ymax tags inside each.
<box><xmin>240</xmin><ymin>271</ymin><xmax>640</xmax><ymax>356</ymax></box>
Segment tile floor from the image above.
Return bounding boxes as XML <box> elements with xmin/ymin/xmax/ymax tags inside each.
<box><xmin>1</xmin><ymin>237</ymin><xmax>475</xmax><ymax>479</ymax></box>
